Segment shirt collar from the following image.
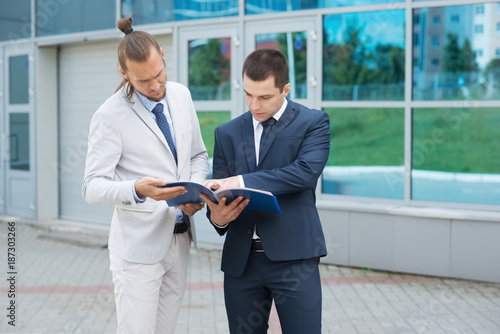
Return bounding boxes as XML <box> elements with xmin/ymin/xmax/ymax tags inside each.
<box><xmin>252</xmin><ymin>98</ymin><xmax>288</xmax><ymax>130</ymax></box>
<box><xmin>135</xmin><ymin>89</ymin><xmax>167</xmax><ymax>112</ymax></box>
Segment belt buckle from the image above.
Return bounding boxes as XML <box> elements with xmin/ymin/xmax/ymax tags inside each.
<box><xmin>253</xmin><ymin>239</ymin><xmax>264</xmax><ymax>252</ymax></box>
<box><xmin>173</xmin><ymin>222</ymin><xmax>188</xmax><ymax>234</ymax></box>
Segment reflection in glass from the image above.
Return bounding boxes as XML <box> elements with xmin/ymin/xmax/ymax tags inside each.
<box><xmin>189</xmin><ymin>38</ymin><xmax>231</xmax><ymax>101</ymax></box>
<box><xmin>323</xmin><ymin>11</ymin><xmax>405</xmax><ymax>101</ymax></box>
<box><xmin>0</xmin><ymin>0</ymin><xmax>31</xmax><ymax>41</ymax></box>
<box><xmin>9</xmin><ymin>55</ymin><xmax>29</xmax><ymax>104</ymax></box>
<box><xmin>323</xmin><ymin>108</ymin><xmax>405</xmax><ymax>199</ymax></box>
<box><xmin>36</xmin><ymin>0</ymin><xmax>114</xmax><ymax>36</ymax></box>
<box><xmin>246</xmin><ymin>0</ymin><xmax>402</xmax><ymax>15</ymax></box>
<box><xmin>413</xmin><ymin>4</ymin><xmax>500</xmax><ymax>100</ymax></box>
<box><xmin>122</xmin><ymin>0</ymin><xmax>238</xmax><ymax>23</ymax></box>
<box><xmin>412</xmin><ymin>108</ymin><xmax>500</xmax><ymax>205</ymax></box>
<box><xmin>256</xmin><ymin>32</ymin><xmax>307</xmax><ymax>99</ymax></box>
<box><xmin>10</xmin><ymin>113</ymin><xmax>30</xmax><ymax>171</ymax></box>
<box><xmin>197</xmin><ymin>111</ymin><xmax>231</xmax><ymax>159</ymax></box>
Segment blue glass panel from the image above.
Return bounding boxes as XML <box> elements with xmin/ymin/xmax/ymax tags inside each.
<box><xmin>189</xmin><ymin>38</ymin><xmax>231</xmax><ymax>101</ymax></box>
<box><xmin>323</xmin><ymin>108</ymin><xmax>405</xmax><ymax>199</ymax></box>
<box><xmin>122</xmin><ymin>0</ymin><xmax>238</xmax><ymax>24</ymax></box>
<box><xmin>0</xmin><ymin>0</ymin><xmax>31</xmax><ymax>41</ymax></box>
<box><xmin>413</xmin><ymin>4</ymin><xmax>500</xmax><ymax>100</ymax></box>
<box><xmin>36</xmin><ymin>0</ymin><xmax>115</xmax><ymax>36</ymax></box>
<box><xmin>197</xmin><ymin>111</ymin><xmax>231</xmax><ymax>159</ymax></box>
<box><xmin>246</xmin><ymin>0</ymin><xmax>402</xmax><ymax>15</ymax></box>
<box><xmin>412</xmin><ymin>108</ymin><xmax>500</xmax><ymax>205</ymax></box>
<box><xmin>256</xmin><ymin>32</ymin><xmax>308</xmax><ymax>99</ymax></box>
<box><xmin>323</xmin><ymin>10</ymin><xmax>405</xmax><ymax>101</ymax></box>
<box><xmin>9</xmin><ymin>55</ymin><xmax>29</xmax><ymax>105</ymax></box>
<box><xmin>10</xmin><ymin>113</ymin><xmax>30</xmax><ymax>171</ymax></box>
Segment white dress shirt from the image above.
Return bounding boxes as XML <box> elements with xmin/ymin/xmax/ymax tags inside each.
<box><xmin>215</xmin><ymin>100</ymin><xmax>288</xmax><ymax>232</ymax></box>
<box><xmin>241</xmin><ymin>99</ymin><xmax>288</xmax><ymax>239</ymax></box>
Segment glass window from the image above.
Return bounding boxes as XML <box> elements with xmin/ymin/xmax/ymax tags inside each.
<box><xmin>9</xmin><ymin>55</ymin><xmax>29</xmax><ymax>105</ymax></box>
<box><xmin>432</xmin><ymin>36</ymin><xmax>440</xmax><ymax>49</ymax></box>
<box><xmin>188</xmin><ymin>38</ymin><xmax>231</xmax><ymax>101</ymax></box>
<box><xmin>197</xmin><ymin>111</ymin><xmax>231</xmax><ymax>178</ymax></box>
<box><xmin>10</xmin><ymin>113</ymin><xmax>30</xmax><ymax>171</ymax></box>
<box><xmin>323</xmin><ymin>108</ymin><xmax>405</xmax><ymax>199</ymax></box>
<box><xmin>36</xmin><ymin>0</ymin><xmax>115</xmax><ymax>36</ymax></box>
<box><xmin>476</xmin><ymin>5</ymin><xmax>485</xmax><ymax>14</ymax></box>
<box><xmin>197</xmin><ymin>111</ymin><xmax>231</xmax><ymax>158</ymax></box>
<box><xmin>412</xmin><ymin>108</ymin><xmax>500</xmax><ymax>205</ymax></box>
<box><xmin>255</xmin><ymin>32</ymin><xmax>308</xmax><ymax>99</ymax></box>
<box><xmin>323</xmin><ymin>10</ymin><xmax>405</xmax><ymax>101</ymax></box>
<box><xmin>122</xmin><ymin>0</ymin><xmax>238</xmax><ymax>24</ymax></box>
<box><xmin>246</xmin><ymin>0</ymin><xmax>403</xmax><ymax>15</ymax></box>
<box><xmin>413</xmin><ymin>5</ymin><xmax>500</xmax><ymax>101</ymax></box>
<box><xmin>497</xmin><ymin>23</ymin><xmax>500</xmax><ymax>32</ymax></box>
<box><xmin>0</xmin><ymin>0</ymin><xmax>31</xmax><ymax>41</ymax></box>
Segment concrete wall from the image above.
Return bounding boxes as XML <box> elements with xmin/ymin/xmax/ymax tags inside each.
<box><xmin>317</xmin><ymin>201</ymin><xmax>500</xmax><ymax>283</ymax></box>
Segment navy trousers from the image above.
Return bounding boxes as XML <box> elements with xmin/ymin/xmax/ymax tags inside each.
<box><xmin>224</xmin><ymin>249</ymin><xmax>322</xmax><ymax>334</ymax></box>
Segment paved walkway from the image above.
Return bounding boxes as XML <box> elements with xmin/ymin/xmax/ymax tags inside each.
<box><xmin>1</xmin><ymin>219</ymin><xmax>500</xmax><ymax>334</ymax></box>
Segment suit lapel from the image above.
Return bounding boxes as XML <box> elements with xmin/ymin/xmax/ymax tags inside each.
<box><xmin>258</xmin><ymin>100</ymin><xmax>296</xmax><ymax>165</ymax></box>
<box><xmin>165</xmin><ymin>86</ymin><xmax>183</xmax><ymax>165</ymax></box>
<box><xmin>241</xmin><ymin>113</ymin><xmax>257</xmax><ymax>172</ymax></box>
<box><xmin>130</xmin><ymin>92</ymin><xmax>175</xmax><ymax>157</ymax></box>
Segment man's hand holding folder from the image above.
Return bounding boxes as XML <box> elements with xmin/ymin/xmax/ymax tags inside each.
<box><xmin>159</xmin><ymin>180</ymin><xmax>281</xmax><ymax>214</ymax></box>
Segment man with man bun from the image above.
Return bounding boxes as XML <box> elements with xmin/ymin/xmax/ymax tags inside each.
<box><xmin>82</xmin><ymin>17</ymin><xmax>208</xmax><ymax>333</ymax></box>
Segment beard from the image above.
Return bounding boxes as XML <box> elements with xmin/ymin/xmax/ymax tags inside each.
<box><xmin>130</xmin><ymin>82</ymin><xmax>166</xmax><ymax>102</ymax></box>
<box><xmin>146</xmin><ymin>90</ymin><xmax>165</xmax><ymax>102</ymax></box>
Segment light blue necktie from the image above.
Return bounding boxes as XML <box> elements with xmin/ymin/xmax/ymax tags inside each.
<box><xmin>151</xmin><ymin>103</ymin><xmax>177</xmax><ymax>164</ymax></box>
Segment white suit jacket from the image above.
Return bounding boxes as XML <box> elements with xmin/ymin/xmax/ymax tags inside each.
<box><xmin>82</xmin><ymin>82</ymin><xmax>208</xmax><ymax>264</ymax></box>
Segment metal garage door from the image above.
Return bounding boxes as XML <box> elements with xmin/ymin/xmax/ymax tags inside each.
<box><xmin>58</xmin><ymin>40</ymin><xmax>119</xmax><ymax>224</ymax></box>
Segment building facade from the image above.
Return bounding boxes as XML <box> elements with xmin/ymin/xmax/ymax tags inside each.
<box><xmin>1</xmin><ymin>0</ymin><xmax>500</xmax><ymax>282</ymax></box>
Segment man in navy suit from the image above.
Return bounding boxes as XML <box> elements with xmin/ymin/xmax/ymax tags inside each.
<box><xmin>201</xmin><ymin>48</ymin><xmax>330</xmax><ymax>333</ymax></box>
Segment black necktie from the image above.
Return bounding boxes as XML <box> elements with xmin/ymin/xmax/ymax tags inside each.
<box><xmin>259</xmin><ymin>117</ymin><xmax>276</xmax><ymax>154</ymax></box>
<box><xmin>151</xmin><ymin>103</ymin><xmax>177</xmax><ymax>164</ymax></box>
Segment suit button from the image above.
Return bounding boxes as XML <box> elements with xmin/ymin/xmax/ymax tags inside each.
<box><xmin>247</xmin><ymin>229</ymin><xmax>252</xmax><ymax>235</ymax></box>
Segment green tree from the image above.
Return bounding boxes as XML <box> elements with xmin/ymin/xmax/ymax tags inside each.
<box><xmin>372</xmin><ymin>44</ymin><xmax>405</xmax><ymax>84</ymax></box>
<box><xmin>484</xmin><ymin>58</ymin><xmax>500</xmax><ymax>78</ymax></box>
<box><xmin>460</xmin><ymin>38</ymin><xmax>478</xmax><ymax>84</ymax></box>
<box><xmin>484</xmin><ymin>58</ymin><xmax>500</xmax><ymax>99</ymax></box>
<box><xmin>276</xmin><ymin>32</ymin><xmax>307</xmax><ymax>88</ymax></box>
<box><xmin>188</xmin><ymin>39</ymin><xmax>230</xmax><ymax>99</ymax></box>
<box><xmin>442</xmin><ymin>33</ymin><xmax>461</xmax><ymax>73</ymax></box>
<box><xmin>323</xmin><ymin>23</ymin><xmax>372</xmax><ymax>99</ymax></box>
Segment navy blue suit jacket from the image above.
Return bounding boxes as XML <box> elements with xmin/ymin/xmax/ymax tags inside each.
<box><xmin>210</xmin><ymin>99</ymin><xmax>330</xmax><ymax>277</ymax></box>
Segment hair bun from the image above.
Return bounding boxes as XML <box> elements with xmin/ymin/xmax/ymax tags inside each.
<box><xmin>117</xmin><ymin>17</ymin><xmax>133</xmax><ymax>35</ymax></box>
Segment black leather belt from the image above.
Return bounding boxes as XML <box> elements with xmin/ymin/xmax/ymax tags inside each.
<box><xmin>173</xmin><ymin>222</ymin><xmax>189</xmax><ymax>234</ymax></box>
<box><xmin>252</xmin><ymin>239</ymin><xmax>264</xmax><ymax>252</ymax></box>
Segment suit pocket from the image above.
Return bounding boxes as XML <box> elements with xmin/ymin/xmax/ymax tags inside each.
<box><xmin>117</xmin><ymin>197</ymin><xmax>156</xmax><ymax>213</ymax></box>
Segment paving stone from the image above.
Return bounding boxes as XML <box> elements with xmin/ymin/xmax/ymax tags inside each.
<box><xmin>1</xmin><ymin>221</ymin><xmax>499</xmax><ymax>333</ymax></box>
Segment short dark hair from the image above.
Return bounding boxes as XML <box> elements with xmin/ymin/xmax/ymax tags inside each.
<box><xmin>242</xmin><ymin>48</ymin><xmax>289</xmax><ymax>92</ymax></box>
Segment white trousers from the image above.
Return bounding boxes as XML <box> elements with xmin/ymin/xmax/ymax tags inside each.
<box><xmin>109</xmin><ymin>232</ymin><xmax>191</xmax><ymax>334</ymax></box>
